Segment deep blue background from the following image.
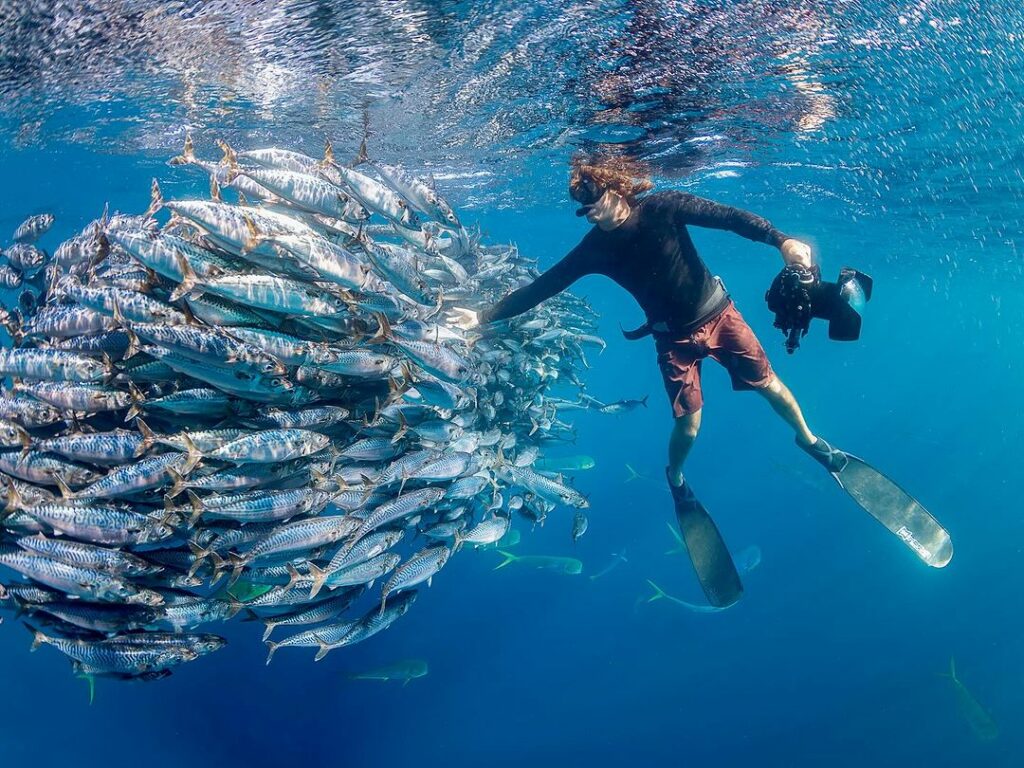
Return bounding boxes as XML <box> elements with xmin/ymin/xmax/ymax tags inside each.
<box><xmin>0</xmin><ymin>129</ymin><xmax>1020</xmax><ymax>768</ymax></box>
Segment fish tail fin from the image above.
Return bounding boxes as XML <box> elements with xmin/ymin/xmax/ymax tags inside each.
<box><xmin>210</xmin><ymin>175</ymin><xmax>222</xmax><ymax>202</ymax></box>
<box><xmin>645</xmin><ymin>579</ymin><xmax>668</xmax><ymax>603</ymax></box>
<box><xmin>356</xmin><ymin>474</ymin><xmax>377</xmax><ymax>504</ymax></box>
<box><xmin>205</xmin><ymin>553</ymin><xmax>227</xmax><ymax>589</ymax></box>
<box><xmin>166</xmin><ymin>467</ymin><xmax>189</xmax><ymax>500</ymax></box>
<box><xmin>164</xmin><ymin>468</ymin><xmax>189</xmax><ymax>507</ymax></box>
<box><xmin>236</xmin><ymin>214</ymin><xmax>259</xmax><ymax>254</ymax></box>
<box><xmin>122</xmin><ymin>329</ymin><xmax>142</xmax><ymax>366</ymax></box>
<box><xmin>390</xmin><ymin>411</ymin><xmax>408</xmax><ymax>445</ymax></box>
<box><xmin>184</xmin><ymin>489</ymin><xmax>204</xmax><ymax>527</ymax></box>
<box><xmin>261</xmin><ymin>622</ymin><xmax>276</xmax><ymax>643</ymax></box>
<box><xmin>186</xmin><ymin>540</ymin><xmax>213</xmax><ymax>578</ymax></box>
<box><xmin>135</xmin><ymin>417</ymin><xmax>156</xmax><ymax>453</ymax></box>
<box><xmin>180</xmin><ymin>434</ymin><xmax>203</xmax><ymax>475</ymax></box>
<box><xmin>324</xmin><ymin>137</ymin><xmax>336</xmax><ymax>167</ymax></box>
<box><xmin>13</xmin><ymin>424</ymin><xmax>30</xmax><ymax>456</ymax></box>
<box><xmin>110</xmin><ymin>297</ymin><xmax>130</xmax><ymax>330</ymax></box>
<box><xmin>145</xmin><ymin>179</ymin><xmax>164</xmax><ymax>217</ymax></box>
<box><xmin>946</xmin><ymin>656</ymin><xmax>958</xmax><ymax>682</ymax></box>
<box><xmin>666</xmin><ymin>521</ymin><xmax>685</xmax><ymax>547</ymax></box>
<box><xmin>264</xmin><ymin>640</ymin><xmax>279</xmax><ymax>665</ymax></box>
<box><xmin>169</xmin><ymin>132</ymin><xmax>195</xmax><ymax>166</ymax></box>
<box><xmin>3</xmin><ymin>476</ymin><xmax>23</xmax><ymax>516</ymax></box>
<box><xmin>354</xmin><ymin>137</ymin><xmax>368</xmax><ymax>166</ymax></box>
<box><xmin>367</xmin><ymin>312</ymin><xmax>392</xmax><ymax>344</ymax></box>
<box><xmin>493</xmin><ymin>444</ymin><xmax>507</xmax><ymax>471</ymax></box>
<box><xmin>494</xmin><ymin>549</ymin><xmax>517</xmax><ymax>570</ymax></box>
<box><xmin>10</xmin><ymin>594</ymin><xmax>28</xmax><ymax>618</ymax></box>
<box><xmin>625</xmin><ymin>463</ymin><xmax>641</xmax><ymax>482</ymax></box>
<box><xmin>53</xmin><ymin>473</ymin><xmax>75</xmax><ymax>501</ymax></box>
<box><xmin>307</xmin><ymin>562</ymin><xmax>328</xmax><ymax>599</ymax></box>
<box><xmin>73</xmin><ymin>671</ymin><xmax>97</xmax><ymax>705</ymax></box>
<box><xmin>641</xmin><ymin>395</ymin><xmax>649</xmax><ymax>407</ymax></box>
<box><xmin>169</xmin><ymin>252</ymin><xmax>202</xmax><ymax>302</ymax></box>
<box><xmin>225</xmin><ymin>552</ymin><xmax>247</xmax><ymax>589</ymax></box>
<box><xmin>284</xmin><ymin>563</ymin><xmax>302</xmax><ymax>593</ymax></box>
<box><xmin>25</xmin><ymin>623</ymin><xmax>48</xmax><ymax>652</ymax></box>
<box><xmin>125</xmin><ymin>381</ymin><xmax>145</xmax><ymax>421</ymax></box>
<box><xmin>223</xmin><ymin>598</ymin><xmax>245</xmax><ymax>621</ymax></box>
<box><xmin>216</xmin><ymin>139</ymin><xmax>238</xmax><ymax>170</ymax></box>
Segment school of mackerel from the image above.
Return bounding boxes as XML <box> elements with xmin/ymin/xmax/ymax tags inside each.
<box><xmin>0</xmin><ymin>136</ymin><xmax>599</xmax><ymax>680</ymax></box>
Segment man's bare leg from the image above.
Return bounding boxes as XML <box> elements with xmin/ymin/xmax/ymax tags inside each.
<box><xmin>668</xmin><ymin>409</ymin><xmax>701</xmax><ymax>487</ymax></box>
<box><xmin>756</xmin><ymin>376</ymin><xmax>816</xmax><ymax>446</ymax></box>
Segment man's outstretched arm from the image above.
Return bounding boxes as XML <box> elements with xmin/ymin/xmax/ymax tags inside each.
<box><xmin>467</xmin><ymin>238</ymin><xmax>599</xmax><ymax>326</ymax></box>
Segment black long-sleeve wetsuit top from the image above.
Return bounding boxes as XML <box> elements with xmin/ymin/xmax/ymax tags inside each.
<box><xmin>479</xmin><ymin>190</ymin><xmax>789</xmax><ymax>328</ymax></box>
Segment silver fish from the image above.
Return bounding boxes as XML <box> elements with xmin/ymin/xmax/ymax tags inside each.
<box><xmin>13</xmin><ymin>213</ymin><xmax>55</xmax><ymax>244</ymax></box>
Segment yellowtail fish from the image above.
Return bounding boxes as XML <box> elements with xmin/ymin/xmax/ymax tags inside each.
<box><xmin>535</xmin><ymin>455</ymin><xmax>595</xmax><ymax>472</ymax></box>
<box><xmin>349</xmin><ymin>658</ymin><xmax>429</xmax><ymax>685</ymax></box>
<box><xmin>643</xmin><ymin>580</ymin><xmax>726</xmax><ymax>614</ymax></box>
<box><xmin>494</xmin><ymin>550</ymin><xmax>582</xmax><ymax>575</ymax></box>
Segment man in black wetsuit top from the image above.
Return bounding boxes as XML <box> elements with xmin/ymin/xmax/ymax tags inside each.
<box><xmin>448</xmin><ymin>154</ymin><xmax>846</xmax><ymax>605</ymax></box>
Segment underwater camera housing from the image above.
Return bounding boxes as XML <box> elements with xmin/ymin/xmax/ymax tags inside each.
<box><xmin>764</xmin><ymin>264</ymin><xmax>873</xmax><ymax>354</ymax></box>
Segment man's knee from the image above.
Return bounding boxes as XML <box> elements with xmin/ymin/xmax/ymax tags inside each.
<box><xmin>674</xmin><ymin>409</ymin><xmax>702</xmax><ymax>440</ymax></box>
<box><xmin>757</xmin><ymin>374</ymin><xmax>784</xmax><ymax>397</ymax></box>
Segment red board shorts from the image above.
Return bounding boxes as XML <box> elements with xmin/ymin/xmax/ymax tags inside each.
<box><xmin>655</xmin><ymin>301</ymin><xmax>775</xmax><ymax>418</ymax></box>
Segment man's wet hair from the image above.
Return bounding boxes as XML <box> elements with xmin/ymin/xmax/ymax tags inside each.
<box><xmin>569</xmin><ymin>152</ymin><xmax>654</xmax><ymax>204</ymax></box>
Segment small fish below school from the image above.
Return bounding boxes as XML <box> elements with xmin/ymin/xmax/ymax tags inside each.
<box><xmin>348</xmin><ymin>658</ymin><xmax>429</xmax><ymax>685</ymax></box>
<box><xmin>642</xmin><ymin>580</ymin><xmax>727</xmax><ymax>614</ymax></box>
<box><xmin>535</xmin><ymin>455</ymin><xmax>595</xmax><ymax>472</ymax></box>
<box><xmin>571</xmin><ymin>511</ymin><xmax>588</xmax><ymax>543</ymax></box>
<box><xmin>588</xmin><ymin>551</ymin><xmax>628</xmax><ymax>581</ymax></box>
<box><xmin>494</xmin><ymin>550</ymin><xmax>583</xmax><ymax>575</ymax></box>
<box><xmin>595</xmin><ymin>395</ymin><xmax>649</xmax><ymax>415</ymax></box>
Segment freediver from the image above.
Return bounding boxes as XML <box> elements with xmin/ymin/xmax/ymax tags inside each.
<box><xmin>448</xmin><ymin>153</ymin><xmax>951</xmax><ymax>606</ymax></box>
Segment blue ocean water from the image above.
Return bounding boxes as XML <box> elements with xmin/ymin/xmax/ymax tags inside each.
<box><xmin>1</xmin><ymin>2</ymin><xmax>1023</xmax><ymax>766</ymax></box>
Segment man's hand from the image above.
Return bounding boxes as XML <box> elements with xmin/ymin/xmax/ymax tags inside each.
<box><xmin>780</xmin><ymin>238</ymin><xmax>813</xmax><ymax>268</ymax></box>
<box><xmin>446</xmin><ymin>307</ymin><xmax>481</xmax><ymax>331</ymax></box>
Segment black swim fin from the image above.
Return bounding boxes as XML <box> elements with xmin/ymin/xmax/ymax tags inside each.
<box><xmin>799</xmin><ymin>438</ymin><xmax>953</xmax><ymax>568</ymax></box>
<box><xmin>666</xmin><ymin>468</ymin><xmax>743</xmax><ymax>608</ymax></box>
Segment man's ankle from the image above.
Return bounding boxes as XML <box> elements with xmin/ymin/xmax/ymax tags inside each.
<box><xmin>796</xmin><ymin>433</ymin><xmax>818</xmax><ymax>448</ymax></box>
